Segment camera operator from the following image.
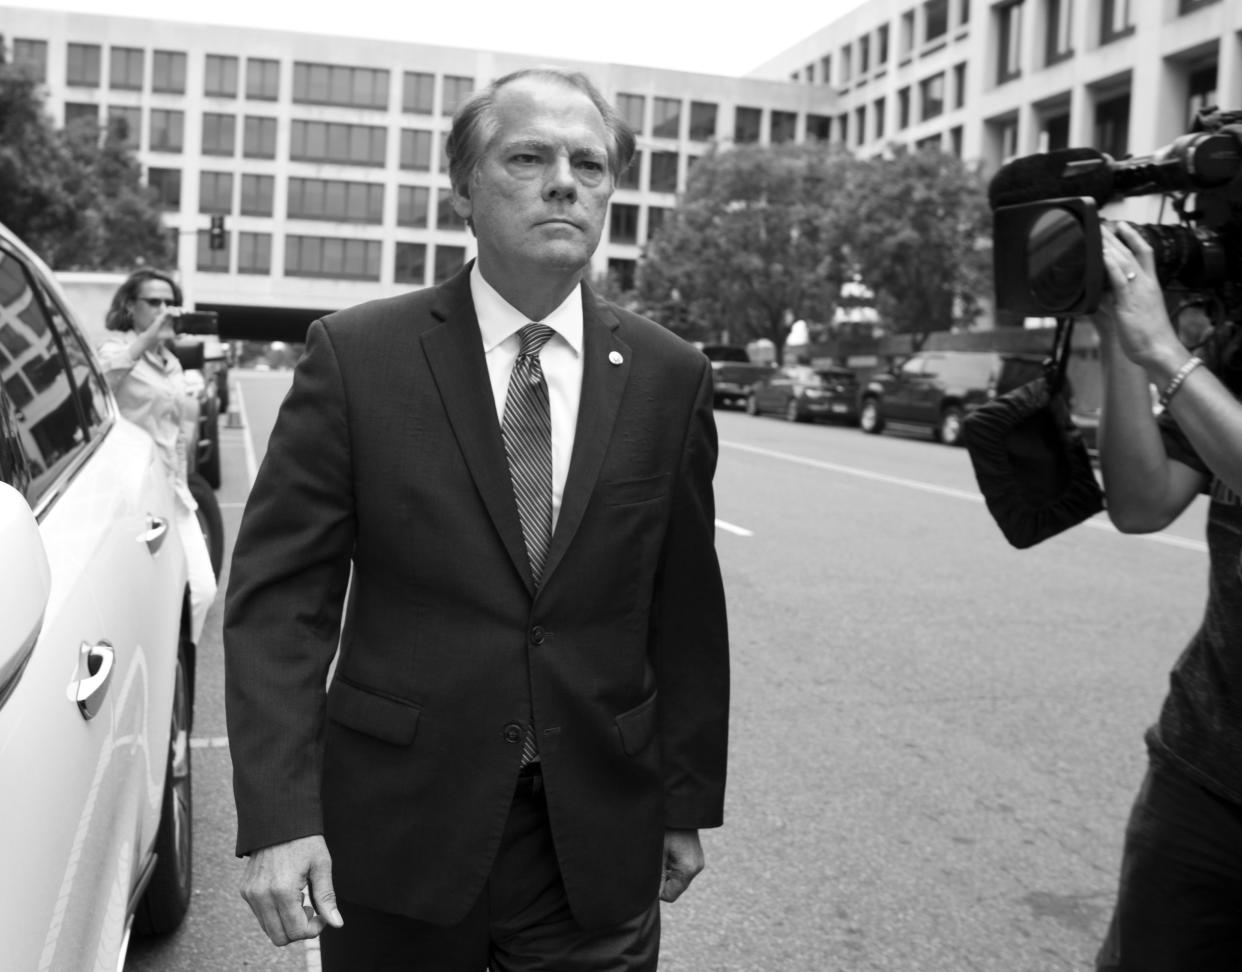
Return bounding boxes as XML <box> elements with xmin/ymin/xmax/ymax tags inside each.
<box><xmin>1093</xmin><ymin>221</ymin><xmax>1242</xmax><ymax>970</ymax></box>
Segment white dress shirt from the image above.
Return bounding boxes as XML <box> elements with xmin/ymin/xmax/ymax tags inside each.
<box><xmin>471</xmin><ymin>262</ymin><xmax>583</xmax><ymax>532</ymax></box>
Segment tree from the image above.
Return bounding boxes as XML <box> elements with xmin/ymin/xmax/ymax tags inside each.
<box><xmin>0</xmin><ymin>62</ymin><xmax>170</xmax><ymax>270</ymax></box>
<box><xmin>637</xmin><ymin>143</ymin><xmax>853</xmax><ymax>360</ymax></box>
<box><xmin>837</xmin><ymin>146</ymin><xmax>992</xmax><ymax>348</ymax></box>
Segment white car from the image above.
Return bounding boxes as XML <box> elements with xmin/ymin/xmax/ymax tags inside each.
<box><xmin>0</xmin><ymin>222</ymin><xmax>195</xmax><ymax>969</ymax></box>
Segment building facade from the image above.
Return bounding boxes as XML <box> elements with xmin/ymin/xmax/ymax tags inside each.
<box><xmin>3</xmin><ymin>6</ymin><xmax>833</xmax><ymax>325</ymax></box>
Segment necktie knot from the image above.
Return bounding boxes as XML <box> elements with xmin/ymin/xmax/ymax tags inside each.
<box><xmin>518</xmin><ymin>323</ymin><xmax>555</xmax><ymax>359</ymax></box>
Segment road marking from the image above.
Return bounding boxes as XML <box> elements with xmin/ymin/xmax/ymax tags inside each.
<box><xmin>721</xmin><ymin>440</ymin><xmax>1208</xmax><ymax>554</ymax></box>
<box><xmin>234</xmin><ymin>381</ymin><xmax>260</xmax><ymax>487</ymax></box>
<box><xmin>189</xmin><ymin>736</ymin><xmax>230</xmax><ymax>749</ymax></box>
<box><xmin>715</xmin><ymin>518</ymin><xmax>753</xmax><ymax>536</ymax></box>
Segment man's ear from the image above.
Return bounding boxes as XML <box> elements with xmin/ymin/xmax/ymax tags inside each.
<box><xmin>451</xmin><ymin>183</ymin><xmax>472</xmax><ymax>221</ymax></box>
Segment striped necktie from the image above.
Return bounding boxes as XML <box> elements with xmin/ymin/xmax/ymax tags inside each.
<box><xmin>501</xmin><ymin>324</ymin><xmax>555</xmax><ymax>767</ymax></box>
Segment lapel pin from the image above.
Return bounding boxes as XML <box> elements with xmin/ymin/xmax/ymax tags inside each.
<box><xmin>609</xmin><ymin>351</ymin><xmax>624</xmax><ymax>366</ymax></box>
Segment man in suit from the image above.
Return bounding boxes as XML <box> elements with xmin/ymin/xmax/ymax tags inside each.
<box><xmin>224</xmin><ymin>66</ymin><xmax>730</xmax><ymax>970</ymax></box>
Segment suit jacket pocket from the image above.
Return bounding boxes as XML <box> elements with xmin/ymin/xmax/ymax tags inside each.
<box><xmin>615</xmin><ymin>692</ymin><xmax>658</xmax><ymax>756</ymax></box>
<box><xmin>596</xmin><ymin>474</ymin><xmax>670</xmax><ymax>508</ymax></box>
<box><xmin>327</xmin><ymin>677</ymin><xmax>421</xmax><ymax>745</ymax></box>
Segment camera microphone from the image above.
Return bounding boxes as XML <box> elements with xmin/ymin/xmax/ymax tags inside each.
<box><xmin>988</xmin><ymin>148</ymin><xmax>1117</xmax><ymax>210</ymax></box>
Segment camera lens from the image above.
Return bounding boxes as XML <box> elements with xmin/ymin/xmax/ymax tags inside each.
<box><xmin>1027</xmin><ymin>208</ymin><xmax>1089</xmax><ymax>314</ymax></box>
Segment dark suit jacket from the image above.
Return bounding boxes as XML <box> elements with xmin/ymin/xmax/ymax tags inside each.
<box><xmin>224</xmin><ymin>264</ymin><xmax>729</xmax><ymax>928</ymax></box>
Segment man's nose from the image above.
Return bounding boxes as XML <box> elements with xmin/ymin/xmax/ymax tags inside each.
<box><xmin>543</xmin><ymin>156</ymin><xmax>577</xmax><ymax>200</ymax></box>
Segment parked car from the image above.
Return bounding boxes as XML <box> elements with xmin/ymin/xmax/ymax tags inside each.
<box><xmin>0</xmin><ymin>220</ymin><xmax>196</xmax><ymax>970</ymax></box>
<box><xmin>170</xmin><ymin>336</ymin><xmax>226</xmax><ymax>576</ymax></box>
<box><xmin>859</xmin><ymin>350</ymin><xmax>1046</xmax><ymax>445</ymax></box>
<box><xmin>700</xmin><ymin>343</ymin><xmax>777</xmax><ymax>409</ymax></box>
<box><xmin>746</xmin><ymin>364</ymin><xmax>860</xmax><ymax>423</ymax></box>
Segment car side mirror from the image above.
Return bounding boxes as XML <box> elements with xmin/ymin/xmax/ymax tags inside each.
<box><xmin>0</xmin><ymin>483</ymin><xmax>51</xmax><ymax>708</ymax></box>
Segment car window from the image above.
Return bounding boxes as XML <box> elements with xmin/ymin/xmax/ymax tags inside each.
<box><xmin>36</xmin><ymin>275</ymin><xmax>111</xmax><ymax>437</ymax></box>
<box><xmin>0</xmin><ymin>243</ymin><xmax>91</xmax><ymax>509</ymax></box>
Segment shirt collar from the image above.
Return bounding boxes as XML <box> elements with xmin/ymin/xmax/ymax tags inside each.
<box><xmin>470</xmin><ymin>261</ymin><xmax>583</xmax><ymax>357</ymax></box>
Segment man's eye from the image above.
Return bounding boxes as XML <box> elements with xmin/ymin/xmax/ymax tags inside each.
<box><xmin>512</xmin><ymin>153</ymin><xmax>541</xmax><ymax>164</ymax></box>
<box><xmin>577</xmin><ymin>160</ymin><xmax>605</xmax><ymax>172</ymax></box>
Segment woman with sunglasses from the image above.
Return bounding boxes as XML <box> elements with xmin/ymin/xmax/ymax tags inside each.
<box><xmin>98</xmin><ymin>268</ymin><xmax>218</xmax><ymax>645</ymax></box>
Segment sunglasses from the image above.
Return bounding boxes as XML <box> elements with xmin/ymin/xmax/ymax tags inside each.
<box><xmin>136</xmin><ymin>297</ymin><xmax>179</xmax><ymax>308</ymax></box>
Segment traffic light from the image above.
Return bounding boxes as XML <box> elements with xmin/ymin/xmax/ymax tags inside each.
<box><xmin>209</xmin><ymin>215</ymin><xmax>225</xmax><ymax>251</ymax></box>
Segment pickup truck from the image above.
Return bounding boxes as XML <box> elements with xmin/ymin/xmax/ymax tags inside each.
<box><xmin>701</xmin><ymin>344</ymin><xmax>777</xmax><ymax>409</ymax></box>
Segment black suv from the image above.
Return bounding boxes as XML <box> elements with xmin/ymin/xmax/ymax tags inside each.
<box><xmin>859</xmin><ymin>350</ymin><xmax>1045</xmax><ymax>445</ymax></box>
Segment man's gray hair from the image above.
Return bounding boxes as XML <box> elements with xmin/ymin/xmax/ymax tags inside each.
<box><xmin>446</xmin><ymin>67</ymin><xmax>637</xmax><ymax>201</ymax></box>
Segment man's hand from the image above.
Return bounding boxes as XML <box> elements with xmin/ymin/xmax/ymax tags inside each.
<box><xmin>659</xmin><ymin>828</ymin><xmax>705</xmax><ymax>903</ymax></box>
<box><xmin>240</xmin><ymin>835</ymin><xmax>343</xmax><ymax>946</ymax></box>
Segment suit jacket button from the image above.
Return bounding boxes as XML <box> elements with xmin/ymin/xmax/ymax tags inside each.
<box><xmin>530</xmin><ymin>626</ymin><xmax>545</xmax><ymax>645</ymax></box>
<box><xmin>503</xmin><ymin>723</ymin><xmax>523</xmax><ymax>743</ymax></box>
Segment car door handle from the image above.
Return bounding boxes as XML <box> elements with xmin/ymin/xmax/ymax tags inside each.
<box><xmin>137</xmin><ymin>515</ymin><xmax>169</xmax><ymax>554</ymax></box>
<box><xmin>70</xmin><ymin>641</ymin><xmax>114</xmax><ymax>721</ymax></box>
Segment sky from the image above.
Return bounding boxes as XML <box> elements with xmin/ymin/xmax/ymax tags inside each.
<box><xmin>13</xmin><ymin>0</ymin><xmax>869</xmax><ymax>77</ymax></box>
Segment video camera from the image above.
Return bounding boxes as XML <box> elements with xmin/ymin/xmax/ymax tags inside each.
<box><xmin>990</xmin><ymin>107</ymin><xmax>1242</xmax><ymax>318</ymax></box>
<box><xmin>170</xmin><ymin>309</ymin><xmax>219</xmax><ymax>336</ymax></box>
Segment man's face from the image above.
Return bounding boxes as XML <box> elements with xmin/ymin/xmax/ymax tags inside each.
<box><xmin>454</xmin><ymin>77</ymin><xmax>614</xmax><ymax>284</ymax></box>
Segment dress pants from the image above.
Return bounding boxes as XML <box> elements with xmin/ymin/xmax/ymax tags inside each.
<box><xmin>319</xmin><ymin>766</ymin><xmax>661</xmax><ymax>972</ymax></box>
<box><xmin>1096</xmin><ymin>758</ymin><xmax>1242</xmax><ymax>971</ymax></box>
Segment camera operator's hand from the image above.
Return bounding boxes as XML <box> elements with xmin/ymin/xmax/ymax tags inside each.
<box><xmin>133</xmin><ymin>304</ymin><xmax>178</xmax><ymax>357</ymax></box>
<box><xmin>1098</xmin><ymin>223</ymin><xmax>1185</xmax><ymax>378</ymax></box>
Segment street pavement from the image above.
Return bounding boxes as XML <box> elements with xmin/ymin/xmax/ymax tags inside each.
<box><xmin>129</xmin><ymin>374</ymin><xmax>1209</xmax><ymax>971</ymax></box>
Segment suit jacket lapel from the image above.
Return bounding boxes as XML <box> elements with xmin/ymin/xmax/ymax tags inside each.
<box><xmin>541</xmin><ymin>286</ymin><xmax>630</xmax><ymax>586</ymax></box>
<box><xmin>420</xmin><ymin>265</ymin><xmax>533</xmax><ymax>592</ymax></box>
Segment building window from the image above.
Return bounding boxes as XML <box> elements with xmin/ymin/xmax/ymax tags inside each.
<box><xmin>400</xmin><ymin>129</ymin><xmax>433</xmax><ymax>171</ymax></box>
<box><xmin>202</xmin><ymin>113</ymin><xmax>236</xmax><ymax>156</ymax></box>
<box><xmin>808</xmin><ymin>114</ymin><xmax>831</xmax><ymax>141</ymax></box>
<box><xmin>874</xmin><ymin>97</ymin><xmax>887</xmax><ymax>140</ymax></box>
<box><xmin>1101</xmin><ymin>0</ymin><xmax>1132</xmax><ymax>43</ymax></box>
<box><xmin>950</xmin><ymin>125</ymin><xmax>963</xmax><ymax>157</ymax></box>
<box><xmin>205</xmin><ymin>54</ymin><xmax>239</xmax><ymax>97</ymax></box>
<box><xmin>647</xmin><ymin>206</ymin><xmax>669</xmax><ymax>240</ymax></box>
<box><xmin>434</xmin><ymin>244</ymin><xmax>466</xmax><ymax>283</ymax></box>
<box><xmin>689</xmin><ymin>101</ymin><xmax>717</xmax><ymax>141</ymax></box>
<box><xmin>617</xmin><ymin>93</ymin><xmax>645</xmax><ymax>133</ymax></box>
<box><xmin>924</xmin><ymin>0</ymin><xmax>949</xmax><ymax>43</ymax></box>
<box><xmin>107</xmin><ymin>107</ymin><xmax>141</xmax><ymax>148</ymax></box>
<box><xmin>64</xmin><ymin>102</ymin><xmax>97</xmax><ymax>133</ymax></box>
<box><xmin>619</xmin><ymin>150</ymin><xmax>642</xmax><ymax>190</ymax></box>
<box><xmin>246</xmin><ymin>57</ymin><xmax>280</xmax><ymax>100</ymax></box>
<box><xmin>398</xmin><ymin>186</ymin><xmax>430</xmax><ymax>228</ymax></box>
<box><xmin>953</xmin><ymin>62</ymin><xmax>967</xmax><ymax>109</ymax></box>
<box><xmin>197</xmin><ymin>230</ymin><xmax>229</xmax><ymax>272</ymax></box>
<box><xmin>238</xmin><ymin>232</ymin><xmax>271</xmax><ymax>274</ymax></box>
<box><xmin>820</xmin><ymin>55</ymin><xmax>832</xmax><ymax>85</ymax></box>
<box><xmin>1047</xmin><ymin>0</ymin><xmax>1073</xmax><ymax>63</ymax></box>
<box><xmin>150</xmin><ymin>109</ymin><xmax>184</xmax><ymax>152</ymax></box>
<box><xmin>920</xmin><ymin>73</ymin><xmax>945</xmax><ymax>121</ymax></box>
<box><xmin>152</xmin><ymin>50</ymin><xmax>186</xmax><ymax>93</ymax></box>
<box><xmin>608</xmin><ymin>258</ymin><xmax>636</xmax><ymax>291</ymax></box>
<box><xmin>109</xmin><ymin>46</ymin><xmax>143</xmax><ymax>90</ymax></box>
<box><xmin>243</xmin><ymin>116</ymin><xmax>277</xmax><ymax>159</ymax></box>
<box><xmin>877</xmin><ymin>25</ymin><xmax>889</xmax><ymax>66</ymax></box>
<box><xmin>240</xmin><ymin>174</ymin><xmax>274</xmax><ymax>216</ymax></box>
<box><xmin>917</xmin><ymin>133</ymin><xmax>943</xmax><ymax>153</ymax></box>
<box><xmin>147</xmin><ymin>167</ymin><xmax>181</xmax><ymax>210</ymax></box>
<box><xmin>653</xmin><ymin>97</ymin><xmax>681</xmax><ymax>139</ymax></box>
<box><xmin>291</xmin><ymin>120</ymin><xmax>387</xmax><ymax>167</ymax></box>
<box><xmin>441</xmin><ymin>75</ymin><xmax>473</xmax><ymax>116</ymax></box>
<box><xmin>1041</xmin><ymin>113</ymin><xmax>1069</xmax><ymax>151</ymax></box>
<box><xmin>734</xmin><ymin>106</ymin><xmax>761</xmax><ymax>144</ymax></box>
<box><xmin>437</xmin><ymin>188</ymin><xmax>466</xmax><ymax>230</ymax></box>
<box><xmin>286</xmin><ymin>235</ymin><xmax>382</xmax><ymax>280</ymax></box>
<box><xmin>859</xmin><ymin>35</ymin><xmax>871</xmax><ymax>74</ymax></box>
<box><xmin>403</xmin><ymin>71</ymin><xmax>434</xmax><ymax>114</ymax></box>
<box><xmin>770</xmin><ymin>111</ymin><xmax>797</xmax><ymax>144</ymax></box>
<box><xmin>961</xmin><ymin>0</ymin><xmax>971</xmax><ymax>24</ymax></box>
<box><xmin>1187</xmin><ymin>64</ymin><xmax>1218</xmax><ymax>128</ymax></box>
<box><xmin>900</xmin><ymin>10</ymin><xmax>916</xmax><ymax>60</ymax></box>
<box><xmin>803</xmin><ymin>63</ymin><xmax>815</xmax><ymax>84</ymax></box>
<box><xmin>67</xmin><ymin>43</ymin><xmax>101</xmax><ymax>87</ymax></box>
<box><xmin>13</xmin><ymin>39</ymin><xmax>48</xmax><ymax>82</ymax></box>
<box><xmin>610</xmin><ymin>203</ymin><xmax>639</xmax><ymax>244</ymax></box>
<box><xmin>199</xmin><ymin>171</ymin><xmax>234</xmax><ymax>214</ymax></box>
<box><xmin>854</xmin><ymin>106</ymin><xmax>867</xmax><ymax>146</ymax></box>
<box><xmin>649</xmin><ymin>152</ymin><xmax>678</xmax><ymax>193</ymax></box>
<box><xmin>293</xmin><ymin>62</ymin><xmax>389</xmax><ymax>110</ymax></box>
<box><xmin>287</xmin><ymin>178</ymin><xmax>384</xmax><ymax>223</ymax></box>
<box><xmin>1095</xmin><ymin>92</ymin><xmax>1130</xmax><ymax>158</ymax></box>
<box><xmin>836</xmin><ymin>112</ymin><xmax>849</xmax><ymax>144</ymax></box>
<box><xmin>898</xmin><ymin>87</ymin><xmax>911</xmax><ymax>129</ymax></box>
<box><xmin>1180</xmin><ymin>0</ymin><xmax>1220</xmax><ymax>11</ymax></box>
<box><xmin>395</xmin><ymin>242</ymin><xmax>427</xmax><ymax>285</ymax></box>
<box><xmin>998</xmin><ymin>1</ymin><xmax>1024</xmax><ymax>83</ymax></box>
<box><xmin>840</xmin><ymin>44</ymin><xmax>852</xmax><ymax>83</ymax></box>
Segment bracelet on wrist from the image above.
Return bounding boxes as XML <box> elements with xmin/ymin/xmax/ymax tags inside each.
<box><xmin>1157</xmin><ymin>356</ymin><xmax>1204</xmax><ymax>409</ymax></box>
